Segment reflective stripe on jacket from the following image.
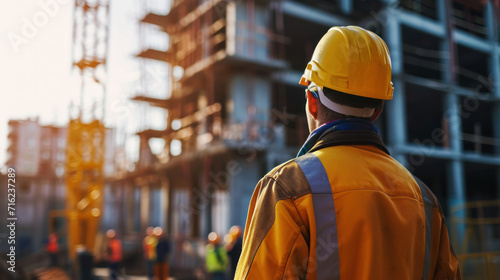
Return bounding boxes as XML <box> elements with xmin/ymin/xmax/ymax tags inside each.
<box><xmin>235</xmin><ymin>128</ymin><xmax>461</xmax><ymax>279</ymax></box>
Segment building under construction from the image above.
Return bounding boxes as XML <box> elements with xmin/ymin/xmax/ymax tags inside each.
<box><xmin>104</xmin><ymin>0</ymin><xmax>500</xmax><ymax>273</ymax></box>
<box><xmin>4</xmin><ymin>0</ymin><xmax>500</xmax><ymax>278</ymax></box>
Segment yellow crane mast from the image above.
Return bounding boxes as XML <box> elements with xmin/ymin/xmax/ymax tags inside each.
<box><xmin>65</xmin><ymin>119</ymin><xmax>106</xmax><ymax>259</ymax></box>
<box><xmin>50</xmin><ymin>0</ymin><xmax>110</xmax><ymax>260</ymax></box>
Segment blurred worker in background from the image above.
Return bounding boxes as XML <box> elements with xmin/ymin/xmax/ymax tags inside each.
<box><xmin>46</xmin><ymin>232</ymin><xmax>58</xmax><ymax>267</ymax></box>
<box><xmin>143</xmin><ymin>226</ymin><xmax>158</xmax><ymax>280</ymax></box>
<box><xmin>206</xmin><ymin>232</ymin><xmax>228</xmax><ymax>280</ymax></box>
<box><xmin>106</xmin><ymin>229</ymin><xmax>122</xmax><ymax>280</ymax></box>
<box><xmin>225</xmin><ymin>225</ymin><xmax>242</xmax><ymax>278</ymax></box>
<box><xmin>235</xmin><ymin>26</ymin><xmax>461</xmax><ymax>279</ymax></box>
<box><xmin>154</xmin><ymin>227</ymin><xmax>171</xmax><ymax>280</ymax></box>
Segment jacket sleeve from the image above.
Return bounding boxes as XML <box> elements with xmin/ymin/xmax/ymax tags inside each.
<box><xmin>234</xmin><ymin>176</ymin><xmax>310</xmax><ymax>279</ymax></box>
<box><xmin>432</xmin><ymin>215</ymin><xmax>461</xmax><ymax>280</ymax></box>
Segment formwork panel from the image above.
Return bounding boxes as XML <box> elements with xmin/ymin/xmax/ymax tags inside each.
<box><xmin>405</xmin><ymin>83</ymin><xmax>446</xmax><ymax>147</ymax></box>
<box><xmin>402</xmin><ymin>25</ymin><xmax>443</xmax><ymax>80</ymax></box>
<box><xmin>464</xmin><ymin>162</ymin><xmax>498</xmax><ymax>201</ymax></box>
<box><xmin>456</xmin><ymin>44</ymin><xmax>491</xmax><ymax>95</ymax></box>
<box><xmin>291</xmin><ymin>0</ymin><xmax>341</xmax><ymax>15</ymax></box>
<box><xmin>407</xmin><ymin>157</ymin><xmax>449</xmax><ymax>214</ymax></box>
<box><xmin>228</xmin><ymin>74</ymin><xmax>271</xmax><ymax>124</ymax></box>
<box><xmin>352</xmin><ymin>0</ymin><xmax>384</xmax><ymax>18</ymax></box>
<box><xmin>452</xmin><ymin>1</ymin><xmax>487</xmax><ymax>38</ymax></box>
<box><xmin>460</xmin><ymin>97</ymin><xmax>495</xmax><ymax>155</ymax></box>
<box><xmin>229</xmin><ymin>3</ymin><xmax>272</xmax><ymax>61</ymax></box>
<box><xmin>400</xmin><ymin>0</ymin><xmax>438</xmax><ymax>20</ymax></box>
<box><xmin>282</xmin><ymin>14</ymin><xmax>328</xmax><ymax>71</ymax></box>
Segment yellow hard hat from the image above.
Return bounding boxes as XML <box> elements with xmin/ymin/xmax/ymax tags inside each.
<box><xmin>153</xmin><ymin>227</ymin><xmax>163</xmax><ymax>237</ymax></box>
<box><xmin>229</xmin><ymin>225</ymin><xmax>242</xmax><ymax>238</ymax></box>
<box><xmin>299</xmin><ymin>26</ymin><xmax>393</xmax><ymax>100</ymax></box>
<box><xmin>224</xmin><ymin>233</ymin><xmax>234</xmax><ymax>244</ymax></box>
<box><xmin>208</xmin><ymin>232</ymin><xmax>221</xmax><ymax>244</ymax></box>
<box><xmin>106</xmin><ymin>229</ymin><xmax>116</xmax><ymax>239</ymax></box>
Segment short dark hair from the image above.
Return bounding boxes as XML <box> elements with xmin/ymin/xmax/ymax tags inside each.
<box><xmin>318</xmin><ymin>87</ymin><xmax>384</xmax><ymax>120</ymax></box>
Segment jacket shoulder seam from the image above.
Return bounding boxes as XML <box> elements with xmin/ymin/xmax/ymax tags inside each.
<box><xmin>266</xmin><ymin>160</ymin><xmax>312</xmax><ymax>199</ymax></box>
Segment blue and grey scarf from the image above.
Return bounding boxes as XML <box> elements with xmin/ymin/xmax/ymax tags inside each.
<box><xmin>297</xmin><ymin>118</ymin><xmax>379</xmax><ymax>157</ymax></box>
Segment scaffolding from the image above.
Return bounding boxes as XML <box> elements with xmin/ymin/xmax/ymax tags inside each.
<box><xmin>452</xmin><ymin>200</ymin><xmax>500</xmax><ymax>279</ymax></box>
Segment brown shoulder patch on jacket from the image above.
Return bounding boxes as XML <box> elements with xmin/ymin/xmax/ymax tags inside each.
<box><xmin>268</xmin><ymin>159</ymin><xmax>312</xmax><ymax>199</ymax></box>
<box><xmin>241</xmin><ymin>159</ymin><xmax>311</xmax><ymax>277</ymax></box>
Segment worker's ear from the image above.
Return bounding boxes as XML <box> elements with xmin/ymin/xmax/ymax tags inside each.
<box><xmin>371</xmin><ymin>102</ymin><xmax>384</xmax><ymax>121</ymax></box>
<box><xmin>307</xmin><ymin>92</ymin><xmax>318</xmax><ymax>120</ymax></box>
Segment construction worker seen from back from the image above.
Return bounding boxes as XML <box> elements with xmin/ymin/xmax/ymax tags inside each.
<box><xmin>106</xmin><ymin>229</ymin><xmax>122</xmax><ymax>280</ymax></box>
<box><xmin>235</xmin><ymin>26</ymin><xmax>461</xmax><ymax>279</ymax></box>
<box><xmin>143</xmin><ymin>226</ymin><xmax>158</xmax><ymax>280</ymax></box>
<box><xmin>206</xmin><ymin>232</ymin><xmax>229</xmax><ymax>280</ymax></box>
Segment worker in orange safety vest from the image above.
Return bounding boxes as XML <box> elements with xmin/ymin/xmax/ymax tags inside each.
<box><xmin>154</xmin><ymin>227</ymin><xmax>171</xmax><ymax>280</ymax></box>
<box><xmin>143</xmin><ymin>227</ymin><xmax>158</xmax><ymax>280</ymax></box>
<box><xmin>106</xmin><ymin>229</ymin><xmax>122</xmax><ymax>280</ymax></box>
<box><xmin>226</xmin><ymin>225</ymin><xmax>243</xmax><ymax>279</ymax></box>
<box><xmin>235</xmin><ymin>26</ymin><xmax>461</xmax><ymax>279</ymax></box>
<box><xmin>206</xmin><ymin>232</ymin><xmax>228</xmax><ymax>280</ymax></box>
<box><xmin>46</xmin><ymin>232</ymin><xmax>58</xmax><ymax>267</ymax></box>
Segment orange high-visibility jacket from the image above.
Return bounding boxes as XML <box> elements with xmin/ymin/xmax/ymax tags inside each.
<box><xmin>235</xmin><ymin>129</ymin><xmax>461</xmax><ymax>279</ymax></box>
<box><xmin>46</xmin><ymin>233</ymin><xmax>58</xmax><ymax>253</ymax></box>
<box><xmin>108</xmin><ymin>238</ymin><xmax>123</xmax><ymax>263</ymax></box>
<box><xmin>143</xmin><ymin>235</ymin><xmax>158</xmax><ymax>260</ymax></box>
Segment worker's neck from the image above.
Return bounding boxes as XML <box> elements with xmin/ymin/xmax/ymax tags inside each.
<box><xmin>310</xmin><ymin>116</ymin><xmax>373</xmax><ymax>133</ymax></box>
<box><xmin>309</xmin><ymin>118</ymin><xmax>333</xmax><ymax>133</ymax></box>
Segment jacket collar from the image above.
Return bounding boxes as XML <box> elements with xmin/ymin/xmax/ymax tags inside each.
<box><xmin>297</xmin><ymin>118</ymin><xmax>390</xmax><ymax>157</ymax></box>
<box><xmin>309</xmin><ymin>129</ymin><xmax>390</xmax><ymax>155</ymax></box>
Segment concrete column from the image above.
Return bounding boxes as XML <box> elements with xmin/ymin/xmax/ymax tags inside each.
<box><xmin>230</xmin><ymin>158</ymin><xmax>257</xmax><ymax>229</ymax></box>
<box><xmin>160</xmin><ymin>177</ymin><xmax>169</xmax><ymax>231</ymax></box>
<box><xmin>384</xmin><ymin>8</ymin><xmax>408</xmax><ymax>166</ymax></box>
<box><xmin>340</xmin><ymin>0</ymin><xmax>352</xmax><ymax>15</ymax></box>
<box><xmin>140</xmin><ymin>185</ymin><xmax>150</xmax><ymax>233</ymax></box>
<box><xmin>485</xmin><ymin>1</ymin><xmax>500</xmax><ymax>199</ymax></box>
<box><xmin>440</xmin><ymin>0</ymin><xmax>466</xmax><ymax>243</ymax></box>
<box><xmin>437</xmin><ymin>0</ymin><xmax>446</xmax><ymax>27</ymax></box>
<box><xmin>446</xmin><ymin>159</ymin><xmax>466</xmax><ymax>246</ymax></box>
